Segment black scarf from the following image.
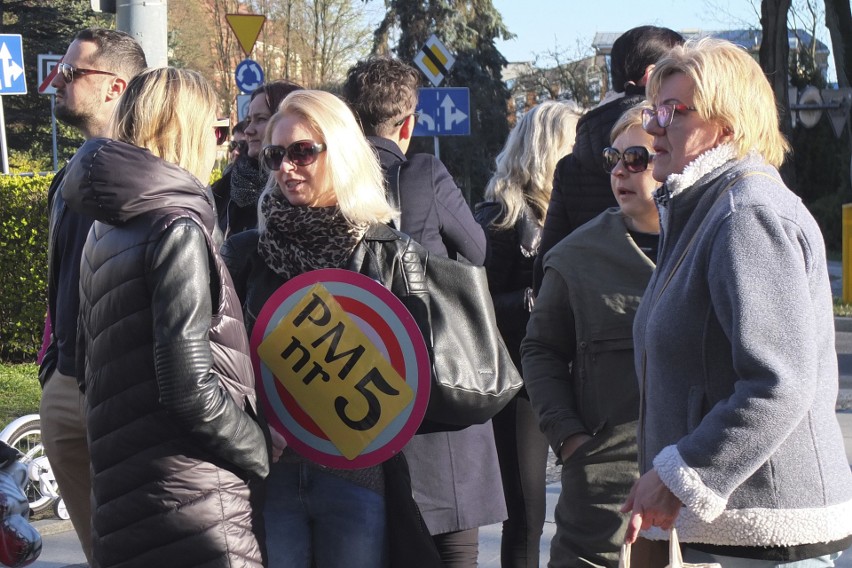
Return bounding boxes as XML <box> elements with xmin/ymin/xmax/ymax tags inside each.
<box><xmin>257</xmin><ymin>189</ymin><xmax>365</xmax><ymax>281</ymax></box>
<box><xmin>230</xmin><ymin>156</ymin><xmax>268</xmax><ymax>208</ymax></box>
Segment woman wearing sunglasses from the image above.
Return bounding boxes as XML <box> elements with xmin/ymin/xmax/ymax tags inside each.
<box><xmin>223</xmin><ymin>89</ymin><xmax>444</xmax><ymax>568</ymax></box>
<box><xmin>212</xmin><ymin>80</ymin><xmax>302</xmax><ymax>238</ymax></box>
<box><xmin>624</xmin><ymin>39</ymin><xmax>852</xmax><ymax>566</ymax></box>
<box><xmin>522</xmin><ymin>106</ymin><xmax>663</xmax><ymax>567</ymax></box>
<box><xmin>60</xmin><ymin>67</ymin><xmax>269</xmax><ymax>567</ymax></box>
<box><xmin>473</xmin><ymin>99</ymin><xmax>581</xmax><ymax>568</ymax></box>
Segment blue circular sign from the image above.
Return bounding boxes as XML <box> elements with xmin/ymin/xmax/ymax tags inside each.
<box><xmin>235</xmin><ymin>59</ymin><xmax>264</xmax><ymax>94</ymax></box>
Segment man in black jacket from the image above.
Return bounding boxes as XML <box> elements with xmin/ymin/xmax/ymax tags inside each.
<box><xmin>343</xmin><ymin>57</ymin><xmax>504</xmax><ymax>567</ymax></box>
<box><xmin>40</xmin><ymin>29</ymin><xmax>146</xmax><ymax>562</ymax></box>
<box><xmin>534</xmin><ymin>26</ymin><xmax>683</xmax><ymax>291</ymax></box>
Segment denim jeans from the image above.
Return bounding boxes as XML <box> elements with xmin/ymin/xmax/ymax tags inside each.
<box><xmin>683</xmin><ymin>547</ymin><xmax>840</xmax><ymax>567</ymax></box>
<box><xmin>264</xmin><ymin>460</ymin><xmax>387</xmax><ymax>568</ymax></box>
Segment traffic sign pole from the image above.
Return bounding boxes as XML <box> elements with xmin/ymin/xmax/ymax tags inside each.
<box><xmin>0</xmin><ymin>97</ymin><xmax>8</xmax><ymax>174</ymax></box>
<box><xmin>50</xmin><ymin>97</ymin><xmax>58</xmax><ymax>171</ymax></box>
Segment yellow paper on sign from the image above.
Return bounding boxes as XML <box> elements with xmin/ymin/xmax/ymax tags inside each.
<box><xmin>257</xmin><ymin>283</ymin><xmax>413</xmax><ymax>460</ymax></box>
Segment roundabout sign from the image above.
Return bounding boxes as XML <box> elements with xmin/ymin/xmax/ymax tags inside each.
<box><xmin>235</xmin><ymin>58</ymin><xmax>264</xmax><ymax>94</ymax></box>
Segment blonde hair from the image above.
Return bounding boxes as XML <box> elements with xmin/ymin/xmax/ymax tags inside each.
<box><xmin>610</xmin><ymin>106</ymin><xmax>646</xmax><ymax>143</ymax></box>
<box><xmin>110</xmin><ymin>67</ymin><xmax>217</xmax><ymax>182</ymax></box>
<box><xmin>484</xmin><ymin>100</ymin><xmax>582</xmax><ymax>230</ymax></box>
<box><xmin>646</xmin><ymin>37</ymin><xmax>789</xmax><ymax>167</ymax></box>
<box><xmin>257</xmin><ymin>90</ymin><xmax>394</xmax><ymax>229</ymax></box>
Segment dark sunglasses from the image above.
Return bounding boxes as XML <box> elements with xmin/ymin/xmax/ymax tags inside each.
<box><xmin>214</xmin><ymin>119</ymin><xmax>230</xmax><ymax>145</ymax></box>
<box><xmin>261</xmin><ymin>141</ymin><xmax>327</xmax><ymax>170</ymax></box>
<box><xmin>229</xmin><ymin>140</ymin><xmax>248</xmax><ymax>153</ymax></box>
<box><xmin>602</xmin><ymin>146</ymin><xmax>654</xmax><ymax>174</ymax></box>
<box><xmin>57</xmin><ymin>62</ymin><xmax>117</xmax><ymax>84</ymax></box>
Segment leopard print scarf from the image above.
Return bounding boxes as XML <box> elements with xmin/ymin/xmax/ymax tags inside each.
<box><xmin>257</xmin><ymin>189</ymin><xmax>366</xmax><ymax>280</ymax></box>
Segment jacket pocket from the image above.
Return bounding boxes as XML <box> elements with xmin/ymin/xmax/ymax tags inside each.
<box><xmin>577</xmin><ymin>333</ymin><xmax>639</xmax><ymax>432</ymax></box>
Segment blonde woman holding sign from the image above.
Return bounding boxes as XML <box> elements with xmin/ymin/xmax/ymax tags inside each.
<box><xmin>223</xmin><ymin>89</ymin><xmax>445</xmax><ymax>568</ymax></box>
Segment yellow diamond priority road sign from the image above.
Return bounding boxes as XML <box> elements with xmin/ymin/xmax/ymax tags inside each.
<box><xmin>226</xmin><ymin>13</ymin><xmax>266</xmax><ymax>57</ymax></box>
<box><xmin>413</xmin><ymin>34</ymin><xmax>455</xmax><ymax>87</ymax></box>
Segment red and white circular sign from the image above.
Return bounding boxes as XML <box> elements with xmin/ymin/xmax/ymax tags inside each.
<box><xmin>250</xmin><ymin>268</ymin><xmax>430</xmax><ymax>469</ymax></box>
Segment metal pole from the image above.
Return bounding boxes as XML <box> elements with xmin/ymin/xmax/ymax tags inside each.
<box><xmin>50</xmin><ymin>95</ymin><xmax>58</xmax><ymax>171</ymax></box>
<box><xmin>0</xmin><ymin>96</ymin><xmax>8</xmax><ymax>175</ymax></box>
<box><xmin>433</xmin><ymin>136</ymin><xmax>440</xmax><ymax>160</ymax></box>
<box><xmin>116</xmin><ymin>0</ymin><xmax>168</xmax><ymax>68</ymax></box>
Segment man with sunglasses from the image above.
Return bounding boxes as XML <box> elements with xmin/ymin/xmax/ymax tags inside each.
<box><xmin>40</xmin><ymin>28</ymin><xmax>146</xmax><ymax>562</ymax></box>
<box><xmin>344</xmin><ymin>58</ymin><xmax>504</xmax><ymax>568</ymax></box>
<box><xmin>533</xmin><ymin>26</ymin><xmax>683</xmax><ymax>292</ymax></box>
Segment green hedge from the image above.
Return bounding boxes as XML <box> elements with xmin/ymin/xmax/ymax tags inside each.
<box><xmin>0</xmin><ymin>174</ymin><xmax>50</xmax><ymax>363</ymax></box>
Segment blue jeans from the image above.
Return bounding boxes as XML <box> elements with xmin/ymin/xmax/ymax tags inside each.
<box><xmin>683</xmin><ymin>547</ymin><xmax>840</xmax><ymax>567</ymax></box>
<box><xmin>264</xmin><ymin>461</ymin><xmax>387</xmax><ymax>567</ymax></box>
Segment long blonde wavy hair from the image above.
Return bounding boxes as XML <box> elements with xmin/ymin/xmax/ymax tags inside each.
<box><xmin>484</xmin><ymin>100</ymin><xmax>582</xmax><ymax>230</ymax></box>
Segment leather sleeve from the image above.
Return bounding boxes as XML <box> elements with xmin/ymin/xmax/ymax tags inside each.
<box><xmin>220</xmin><ymin>229</ymin><xmax>259</xmax><ymax>303</ymax></box>
<box><xmin>149</xmin><ymin>219</ymin><xmax>268</xmax><ymax>479</ymax></box>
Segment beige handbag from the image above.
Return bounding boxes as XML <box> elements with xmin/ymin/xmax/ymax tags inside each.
<box><xmin>619</xmin><ymin>528</ymin><xmax>721</xmax><ymax>568</ymax></box>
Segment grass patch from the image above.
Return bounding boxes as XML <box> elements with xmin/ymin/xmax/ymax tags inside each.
<box><xmin>0</xmin><ymin>364</ymin><xmax>41</xmax><ymax>427</ymax></box>
<box><xmin>835</xmin><ymin>297</ymin><xmax>852</xmax><ymax>317</ymax></box>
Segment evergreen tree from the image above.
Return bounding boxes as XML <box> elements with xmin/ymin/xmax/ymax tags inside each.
<box><xmin>373</xmin><ymin>0</ymin><xmax>513</xmax><ymax>203</ymax></box>
<box><xmin>0</xmin><ymin>0</ymin><xmax>109</xmax><ymax>171</ymax></box>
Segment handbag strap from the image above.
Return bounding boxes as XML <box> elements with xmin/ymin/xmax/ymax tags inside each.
<box><xmin>386</xmin><ymin>162</ymin><xmax>402</xmax><ymax>230</ymax></box>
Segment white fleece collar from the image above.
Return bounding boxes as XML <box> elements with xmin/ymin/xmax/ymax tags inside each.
<box><xmin>666</xmin><ymin>143</ymin><xmax>737</xmax><ymax>198</ymax></box>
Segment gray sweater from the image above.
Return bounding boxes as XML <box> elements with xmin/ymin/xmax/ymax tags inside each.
<box><xmin>633</xmin><ymin>145</ymin><xmax>852</xmax><ymax>548</ymax></box>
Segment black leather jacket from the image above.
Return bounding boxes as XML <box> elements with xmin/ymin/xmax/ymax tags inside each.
<box><xmin>63</xmin><ymin>138</ymin><xmax>268</xmax><ymax>567</ymax></box>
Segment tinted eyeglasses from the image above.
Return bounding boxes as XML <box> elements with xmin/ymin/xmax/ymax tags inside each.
<box><xmin>57</xmin><ymin>62</ymin><xmax>117</xmax><ymax>84</ymax></box>
<box><xmin>641</xmin><ymin>103</ymin><xmax>697</xmax><ymax>129</ymax></box>
<box><xmin>602</xmin><ymin>146</ymin><xmax>654</xmax><ymax>174</ymax></box>
<box><xmin>229</xmin><ymin>140</ymin><xmax>248</xmax><ymax>153</ymax></box>
<box><xmin>213</xmin><ymin>118</ymin><xmax>230</xmax><ymax>145</ymax></box>
<box><xmin>261</xmin><ymin>141</ymin><xmax>327</xmax><ymax>170</ymax></box>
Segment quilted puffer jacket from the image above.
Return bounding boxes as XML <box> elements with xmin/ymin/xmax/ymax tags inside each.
<box><xmin>63</xmin><ymin>138</ymin><xmax>269</xmax><ymax>568</ymax></box>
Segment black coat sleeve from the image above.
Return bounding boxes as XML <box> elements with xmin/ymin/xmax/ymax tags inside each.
<box><xmin>149</xmin><ymin>219</ymin><xmax>269</xmax><ymax>479</ymax></box>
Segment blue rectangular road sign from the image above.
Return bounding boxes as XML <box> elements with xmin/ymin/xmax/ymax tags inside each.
<box><xmin>413</xmin><ymin>87</ymin><xmax>470</xmax><ymax>137</ymax></box>
<box><xmin>0</xmin><ymin>35</ymin><xmax>26</xmax><ymax>95</ymax></box>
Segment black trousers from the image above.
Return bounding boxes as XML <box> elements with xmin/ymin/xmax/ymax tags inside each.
<box><xmin>492</xmin><ymin>396</ymin><xmax>550</xmax><ymax>568</ymax></box>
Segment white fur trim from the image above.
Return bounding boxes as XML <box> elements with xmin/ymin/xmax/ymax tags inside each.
<box><xmin>641</xmin><ymin>498</ymin><xmax>852</xmax><ymax>546</ymax></box>
<box><xmin>666</xmin><ymin>144</ymin><xmax>737</xmax><ymax>197</ymax></box>
<box><xmin>653</xmin><ymin>445</ymin><xmax>727</xmax><ymax>522</ymax></box>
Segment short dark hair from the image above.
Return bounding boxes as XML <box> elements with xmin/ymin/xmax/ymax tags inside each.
<box><xmin>610</xmin><ymin>26</ymin><xmax>684</xmax><ymax>93</ymax></box>
<box><xmin>232</xmin><ymin>120</ymin><xmax>248</xmax><ymax>135</ymax></box>
<box><xmin>342</xmin><ymin>57</ymin><xmax>421</xmax><ymax>137</ymax></box>
<box><xmin>249</xmin><ymin>80</ymin><xmax>304</xmax><ymax>113</ymax></box>
<box><xmin>73</xmin><ymin>28</ymin><xmax>147</xmax><ymax>81</ymax></box>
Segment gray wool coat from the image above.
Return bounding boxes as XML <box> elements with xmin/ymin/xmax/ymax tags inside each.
<box><xmin>633</xmin><ymin>145</ymin><xmax>852</xmax><ymax>549</ymax></box>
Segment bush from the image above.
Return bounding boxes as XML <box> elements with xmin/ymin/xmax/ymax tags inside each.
<box><xmin>807</xmin><ymin>190</ymin><xmax>844</xmax><ymax>253</ymax></box>
<box><xmin>0</xmin><ymin>174</ymin><xmax>51</xmax><ymax>363</ymax></box>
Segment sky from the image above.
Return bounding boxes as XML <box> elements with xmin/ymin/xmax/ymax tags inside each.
<box><xmin>491</xmin><ymin>0</ymin><xmax>836</xmax><ymax>82</ymax></box>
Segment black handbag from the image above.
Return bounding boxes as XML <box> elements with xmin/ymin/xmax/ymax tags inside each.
<box><xmin>379</xmin><ymin>162</ymin><xmax>523</xmax><ymax>426</ymax></box>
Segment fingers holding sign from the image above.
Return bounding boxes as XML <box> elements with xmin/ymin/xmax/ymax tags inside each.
<box><xmin>620</xmin><ymin>468</ymin><xmax>683</xmax><ymax>544</ymax></box>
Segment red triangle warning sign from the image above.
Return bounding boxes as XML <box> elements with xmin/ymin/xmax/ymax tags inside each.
<box><xmin>226</xmin><ymin>14</ymin><xmax>266</xmax><ymax>57</ymax></box>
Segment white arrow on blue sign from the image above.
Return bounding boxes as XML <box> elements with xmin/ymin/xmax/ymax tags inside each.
<box><xmin>413</xmin><ymin>87</ymin><xmax>470</xmax><ymax>137</ymax></box>
<box><xmin>0</xmin><ymin>35</ymin><xmax>26</xmax><ymax>95</ymax></box>
<box><xmin>235</xmin><ymin>58</ymin><xmax>264</xmax><ymax>94</ymax></box>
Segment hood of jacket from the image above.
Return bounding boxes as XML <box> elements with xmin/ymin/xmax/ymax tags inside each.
<box><xmin>62</xmin><ymin>137</ymin><xmax>215</xmax><ymax>230</ymax></box>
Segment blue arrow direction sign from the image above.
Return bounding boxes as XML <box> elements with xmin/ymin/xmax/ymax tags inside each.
<box><xmin>413</xmin><ymin>87</ymin><xmax>470</xmax><ymax>137</ymax></box>
<box><xmin>0</xmin><ymin>35</ymin><xmax>26</xmax><ymax>95</ymax></box>
<box><xmin>235</xmin><ymin>58</ymin><xmax>264</xmax><ymax>94</ymax></box>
